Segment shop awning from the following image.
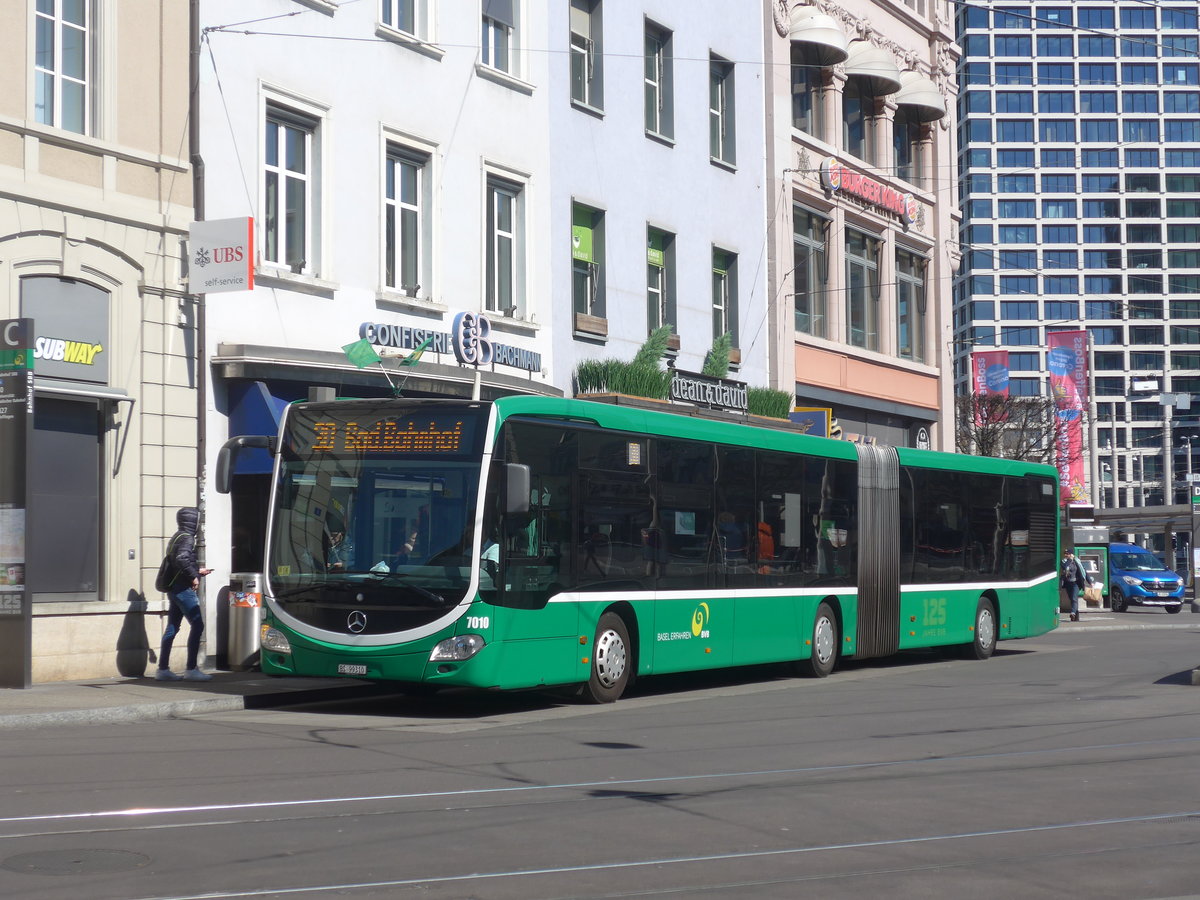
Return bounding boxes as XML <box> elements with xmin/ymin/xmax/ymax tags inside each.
<box><xmin>895</xmin><ymin>70</ymin><xmax>947</xmax><ymax>122</ymax></box>
<box><xmin>227</xmin><ymin>380</ymin><xmax>290</xmax><ymax>475</ymax></box>
<box><xmin>844</xmin><ymin>41</ymin><xmax>902</xmax><ymax>96</ymax></box>
<box><xmin>789</xmin><ymin>6</ymin><xmax>849</xmax><ymax>67</ymax></box>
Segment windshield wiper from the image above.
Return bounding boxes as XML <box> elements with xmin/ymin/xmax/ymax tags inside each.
<box><xmin>364</xmin><ymin>571</ymin><xmax>450</xmax><ymax>607</ymax></box>
<box><xmin>271</xmin><ymin>581</ymin><xmax>361</xmax><ymax>601</ymax></box>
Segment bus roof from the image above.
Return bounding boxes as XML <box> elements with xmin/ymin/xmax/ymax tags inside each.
<box><xmin>491</xmin><ymin>395</ymin><xmax>1059</xmax><ymax>480</ymax></box>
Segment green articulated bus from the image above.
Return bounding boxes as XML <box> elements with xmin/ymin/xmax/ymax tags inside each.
<box><xmin>216</xmin><ymin>395</ymin><xmax>1061</xmax><ymax>702</ymax></box>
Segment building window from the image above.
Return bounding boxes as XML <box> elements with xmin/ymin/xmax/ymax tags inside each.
<box><xmin>712</xmin><ymin>248</ymin><xmax>737</xmax><ymax>344</ymax></box>
<box><xmin>569</xmin><ymin>0</ymin><xmax>602</xmax><ymax>109</ymax></box>
<box><xmin>34</xmin><ymin>0</ymin><xmax>93</xmax><ymax>134</ymax></box>
<box><xmin>572</xmin><ymin>203</ymin><xmax>604</xmax><ymax>320</ymax></box>
<box><xmin>384</xmin><ymin>145</ymin><xmax>429</xmax><ymax>296</ymax></box>
<box><xmin>264</xmin><ymin>106</ymin><xmax>318</xmax><ymax>275</ymax></box>
<box><xmin>709</xmin><ymin>54</ymin><xmax>735</xmax><ymax>166</ymax></box>
<box><xmin>793</xmin><ymin>206</ymin><xmax>828</xmax><ymax>338</ymax></box>
<box><xmin>482</xmin><ymin>0</ymin><xmax>517</xmax><ymax>76</ymax></box>
<box><xmin>380</xmin><ymin>0</ymin><xmax>427</xmax><ymax>39</ymax></box>
<box><xmin>843</xmin><ymin>79</ymin><xmax>876</xmax><ymax>162</ymax></box>
<box><xmin>846</xmin><ymin>230</ymin><xmax>880</xmax><ymax>351</ymax></box>
<box><xmin>484</xmin><ymin>174</ymin><xmax>528</xmax><ymax>319</ymax></box>
<box><xmin>791</xmin><ymin>45</ymin><xmax>826</xmax><ymax>138</ymax></box>
<box><xmin>644</xmin><ymin>21</ymin><xmax>673</xmax><ymax>139</ymax></box>
<box><xmin>646</xmin><ymin>227</ymin><xmax>675</xmax><ymax>335</ymax></box>
<box><xmin>486</xmin><ymin>175</ymin><xmax>523</xmax><ymax>316</ymax></box>
<box><xmin>896</xmin><ymin>248</ymin><xmax>926</xmax><ymax>362</ymax></box>
<box><xmin>894</xmin><ymin>106</ymin><xmax>923</xmax><ymax>186</ymax></box>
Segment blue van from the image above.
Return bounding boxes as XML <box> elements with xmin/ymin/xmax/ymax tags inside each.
<box><xmin>1108</xmin><ymin>542</ymin><xmax>1185</xmax><ymax>614</ymax></box>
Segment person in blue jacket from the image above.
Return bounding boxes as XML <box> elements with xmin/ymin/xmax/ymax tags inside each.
<box><xmin>1060</xmin><ymin>549</ymin><xmax>1091</xmax><ymax>623</ymax></box>
<box><xmin>156</xmin><ymin>507</ymin><xmax>214</xmax><ymax>681</ymax></box>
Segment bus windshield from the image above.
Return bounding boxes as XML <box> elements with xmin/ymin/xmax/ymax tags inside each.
<box><xmin>266</xmin><ymin>401</ymin><xmax>489</xmax><ymax>634</ymax></box>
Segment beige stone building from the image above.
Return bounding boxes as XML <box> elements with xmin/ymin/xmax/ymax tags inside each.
<box><xmin>765</xmin><ymin>0</ymin><xmax>959</xmax><ymax>448</ymax></box>
<box><xmin>0</xmin><ymin>1</ymin><xmax>193</xmax><ymax>680</ymax></box>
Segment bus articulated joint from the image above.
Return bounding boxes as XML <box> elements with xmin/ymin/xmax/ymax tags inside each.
<box><xmin>430</xmin><ymin>633</ymin><xmax>486</xmax><ymax>662</ymax></box>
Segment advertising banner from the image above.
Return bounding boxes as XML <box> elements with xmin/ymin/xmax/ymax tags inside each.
<box><xmin>972</xmin><ymin>350</ymin><xmax>1010</xmax><ymax>400</ymax></box>
<box><xmin>0</xmin><ymin>319</ymin><xmax>33</xmax><ymax>688</ymax></box>
<box><xmin>1047</xmin><ymin>330</ymin><xmax>1089</xmax><ymax>504</ymax></box>
<box><xmin>971</xmin><ymin>349</ymin><xmax>1009</xmax><ymax>426</ymax></box>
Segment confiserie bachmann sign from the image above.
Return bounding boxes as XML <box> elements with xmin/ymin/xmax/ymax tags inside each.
<box><xmin>670</xmin><ymin>370</ymin><xmax>748</xmax><ymax>412</ymax></box>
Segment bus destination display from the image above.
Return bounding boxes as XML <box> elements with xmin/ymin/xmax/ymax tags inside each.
<box><xmin>311</xmin><ymin>418</ymin><xmax>471</xmax><ymax>454</ymax></box>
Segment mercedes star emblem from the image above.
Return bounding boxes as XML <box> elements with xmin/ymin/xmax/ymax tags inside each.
<box><xmin>347</xmin><ymin>610</ymin><xmax>367</xmax><ymax>634</ymax></box>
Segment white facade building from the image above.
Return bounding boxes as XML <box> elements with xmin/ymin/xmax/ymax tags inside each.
<box><xmin>196</xmin><ymin>0</ymin><xmax>770</xmax><ymax>654</ymax></box>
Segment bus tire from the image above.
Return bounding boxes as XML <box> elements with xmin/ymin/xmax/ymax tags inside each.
<box><xmin>585</xmin><ymin>612</ymin><xmax>632</xmax><ymax>703</ymax></box>
<box><xmin>963</xmin><ymin>597</ymin><xmax>997</xmax><ymax>660</ymax></box>
<box><xmin>798</xmin><ymin>602</ymin><xmax>838</xmax><ymax>678</ymax></box>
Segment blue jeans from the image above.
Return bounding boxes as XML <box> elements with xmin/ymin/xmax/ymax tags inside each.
<box><xmin>1063</xmin><ymin>583</ymin><xmax>1080</xmax><ymax>616</ymax></box>
<box><xmin>161</xmin><ymin>585</ymin><xmax>204</xmax><ymax>671</ymax></box>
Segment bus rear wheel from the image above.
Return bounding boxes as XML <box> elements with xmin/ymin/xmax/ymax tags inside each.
<box><xmin>798</xmin><ymin>602</ymin><xmax>838</xmax><ymax>678</ymax></box>
<box><xmin>585</xmin><ymin>612</ymin><xmax>631</xmax><ymax>703</ymax></box>
<box><xmin>962</xmin><ymin>597</ymin><xmax>997</xmax><ymax>660</ymax></box>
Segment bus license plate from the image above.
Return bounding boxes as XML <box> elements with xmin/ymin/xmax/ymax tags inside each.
<box><xmin>337</xmin><ymin>663</ymin><xmax>368</xmax><ymax>675</ymax></box>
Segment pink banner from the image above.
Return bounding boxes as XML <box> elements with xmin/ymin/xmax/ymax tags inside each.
<box><xmin>972</xmin><ymin>350</ymin><xmax>1010</xmax><ymax>399</ymax></box>
<box><xmin>972</xmin><ymin>350</ymin><xmax>1009</xmax><ymax>426</ymax></box>
<box><xmin>1047</xmin><ymin>331</ymin><xmax>1088</xmax><ymax>503</ymax></box>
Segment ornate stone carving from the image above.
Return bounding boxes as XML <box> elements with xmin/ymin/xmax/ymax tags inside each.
<box><xmin>772</xmin><ymin>0</ymin><xmax>790</xmax><ymax>38</ymax></box>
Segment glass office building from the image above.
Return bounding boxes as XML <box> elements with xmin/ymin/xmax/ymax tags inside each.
<box><xmin>955</xmin><ymin>1</ymin><xmax>1200</xmax><ymax>509</ymax></box>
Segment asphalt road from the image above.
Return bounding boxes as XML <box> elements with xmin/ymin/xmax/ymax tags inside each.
<box><xmin>1</xmin><ymin>623</ymin><xmax>1199</xmax><ymax>900</ymax></box>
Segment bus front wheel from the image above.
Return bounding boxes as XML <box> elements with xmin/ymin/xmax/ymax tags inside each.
<box><xmin>798</xmin><ymin>602</ymin><xmax>838</xmax><ymax>678</ymax></box>
<box><xmin>585</xmin><ymin>612</ymin><xmax>631</xmax><ymax>703</ymax></box>
<box><xmin>963</xmin><ymin>597</ymin><xmax>997</xmax><ymax>660</ymax></box>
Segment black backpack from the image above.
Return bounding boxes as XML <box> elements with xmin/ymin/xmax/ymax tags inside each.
<box><xmin>154</xmin><ymin>533</ymin><xmax>184</xmax><ymax>593</ymax></box>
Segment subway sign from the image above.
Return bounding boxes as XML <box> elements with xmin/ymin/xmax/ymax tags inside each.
<box><xmin>821</xmin><ymin>157</ymin><xmax>917</xmax><ymax>224</ymax></box>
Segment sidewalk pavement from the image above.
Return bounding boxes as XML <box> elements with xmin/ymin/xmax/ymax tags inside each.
<box><xmin>0</xmin><ymin>670</ymin><xmax>399</xmax><ymax>731</ymax></box>
<box><xmin>0</xmin><ymin>612</ymin><xmax>1195</xmax><ymax>730</ymax></box>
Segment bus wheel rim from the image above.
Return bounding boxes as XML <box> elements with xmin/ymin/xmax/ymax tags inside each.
<box><xmin>978</xmin><ymin>608</ymin><xmax>995</xmax><ymax>649</ymax></box>
<box><xmin>595</xmin><ymin>629</ymin><xmax>627</xmax><ymax>687</ymax></box>
<box><xmin>814</xmin><ymin>616</ymin><xmax>835</xmax><ymax>664</ymax></box>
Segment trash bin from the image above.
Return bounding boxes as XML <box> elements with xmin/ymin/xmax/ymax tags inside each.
<box><xmin>227</xmin><ymin>572</ymin><xmax>263</xmax><ymax>671</ymax></box>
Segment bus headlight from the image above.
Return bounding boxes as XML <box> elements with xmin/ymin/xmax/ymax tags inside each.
<box><xmin>260</xmin><ymin>624</ymin><xmax>292</xmax><ymax>654</ymax></box>
<box><xmin>430</xmin><ymin>634</ymin><xmax>485</xmax><ymax>661</ymax></box>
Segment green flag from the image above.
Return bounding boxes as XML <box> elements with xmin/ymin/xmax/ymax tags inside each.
<box><xmin>342</xmin><ymin>338</ymin><xmax>381</xmax><ymax>369</ymax></box>
<box><xmin>397</xmin><ymin>336</ymin><xmax>433</xmax><ymax>367</ymax></box>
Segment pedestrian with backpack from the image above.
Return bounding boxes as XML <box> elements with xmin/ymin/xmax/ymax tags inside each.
<box><xmin>156</xmin><ymin>507</ymin><xmax>214</xmax><ymax>681</ymax></box>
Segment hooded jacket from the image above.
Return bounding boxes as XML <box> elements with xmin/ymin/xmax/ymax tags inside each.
<box><xmin>168</xmin><ymin>507</ymin><xmax>201</xmax><ymax>585</ymax></box>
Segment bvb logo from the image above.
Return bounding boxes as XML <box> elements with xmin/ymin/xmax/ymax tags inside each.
<box><xmin>691</xmin><ymin>602</ymin><xmax>710</xmax><ymax>638</ymax></box>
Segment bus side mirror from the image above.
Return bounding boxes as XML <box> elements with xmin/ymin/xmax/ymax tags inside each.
<box><xmin>215</xmin><ymin>435</ymin><xmax>275</xmax><ymax>494</ymax></box>
<box><xmin>505</xmin><ymin>463</ymin><xmax>530</xmax><ymax>515</ymax></box>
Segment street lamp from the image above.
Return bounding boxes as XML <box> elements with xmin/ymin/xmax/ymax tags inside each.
<box><xmin>1182</xmin><ymin>435</ymin><xmax>1195</xmax><ymax>494</ymax></box>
